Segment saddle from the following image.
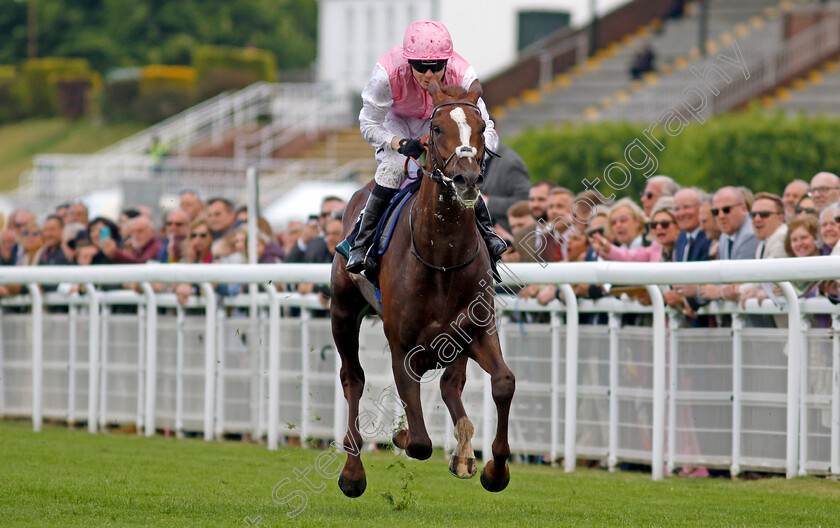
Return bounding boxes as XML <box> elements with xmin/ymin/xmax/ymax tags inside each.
<box><xmin>335</xmin><ymin>177</ymin><xmax>422</xmax><ymax>274</ymax></box>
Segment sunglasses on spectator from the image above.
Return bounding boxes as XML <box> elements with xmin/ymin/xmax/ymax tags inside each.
<box><xmin>710</xmin><ymin>204</ymin><xmax>741</xmax><ymax>216</ymax></box>
<box><xmin>23</xmin><ymin>230</ymin><xmax>40</xmax><ymax>236</ymax></box>
<box><xmin>749</xmin><ymin>211</ymin><xmax>781</xmax><ymax>219</ymax></box>
<box><xmin>408</xmin><ymin>59</ymin><xmax>447</xmax><ymax>73</ymax></box>
<box><xmin>647</xmin><ymin>220</ymin><xmax>673</xmax><ymax>230</ymax></box>
<box><xmin>809</xmin><ymin>186</ymin><xmax>840</xmax><ymax>194</ymax></box>
<box><xmin>319</xmin><ymin>212</ymin><xmax>331</xmax><ymax>218</ymax></box>
<box><xmin>610</xmin><ymin>215</ymin><xmax>632</xmax><ymax>225</ymax></box>
<box><xmin>795</xmin><ymin>206</ymin><xmax>816</xmax><ymax>215</ymax></box>
<box><xmin>639</xmin><ymin>191</ymin><xmax>658</xmax><ymax>200</ymax></box>
<box><xmin>190</xmin><ymin>232</ymin><xmax>209</xmax><ymax>239</ymax></box>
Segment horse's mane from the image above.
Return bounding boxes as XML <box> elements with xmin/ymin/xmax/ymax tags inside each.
<box><xmin>441</xmin><ymin>84</ymin><xmax>469</xmax><ymax>99</ymax></box>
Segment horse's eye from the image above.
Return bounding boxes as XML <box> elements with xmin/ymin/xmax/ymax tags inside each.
<box><xmin>479</xmin><ymin>125</ymin><xmax>486</xmax><ymax>135</ymax></box>
<box><xmin>432</xmin><ymin>125</ymin><xmax>441</xmax><ymax>134</ymax></box>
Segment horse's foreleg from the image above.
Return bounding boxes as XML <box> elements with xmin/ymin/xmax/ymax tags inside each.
<box><xmin>392</xmin><ymin>356</ymin><xmax>433</xmax><ymax>460</ymax></box>
<box><xmin>440</xmin><ymin>357</ymin><xmax>476</xmax><ymax>478</ymax></box>
<box><xmin>471</xmin><ymin>337</ymin><xmax>515</xmax><ymax>492</ymax></box>
<box><xmin>332</xmin><ymin>305</ymin><xmax>367</xmax><ymax>498</ymax></box>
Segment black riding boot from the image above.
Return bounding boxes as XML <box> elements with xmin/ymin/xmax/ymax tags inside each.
<box><xmin>475</xmin><ymin>197</ymin><xmax>507</xmax><ymax>260</ymax></box>
<box><xmin>346</xmin><ymin>184</ymin><xmax>398</xmax><ymax>274</ymax></box>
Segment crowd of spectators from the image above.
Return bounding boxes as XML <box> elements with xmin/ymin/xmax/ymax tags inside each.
<box><xmin>0</xmin><ymin>190</ymin><xmax>348</xmax><ymax>309</ymax></box>
<box><xmin>498</xmin><ymin>170</ymin><xmax>840</xmax><ymax>328</ymax></box>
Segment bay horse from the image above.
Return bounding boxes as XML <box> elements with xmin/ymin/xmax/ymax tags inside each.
<box><xmin>330</xmin><ymin>81</ymin><xmax>515</xmax><ymax>497</ymax></box>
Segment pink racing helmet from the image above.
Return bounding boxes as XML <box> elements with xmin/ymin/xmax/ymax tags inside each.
<box><xmin>402</xmin><ymin>20</ymin><xmax>453</xmax><ymax>61</ymax></box>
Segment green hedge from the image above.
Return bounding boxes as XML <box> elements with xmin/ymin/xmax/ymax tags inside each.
<box><xmin>507</xmin><ymin>112</ymin><xmax>840</xmax><ymax>198</ymax></box>
<box><xmin>192</xmin><ymin>45</ymin><xmax>276</xmax><ymax>83</ymax></box>
<box><xmin>19</xmin><ymin>58</ymin><xmax>91</xmax><ymax>116</ymax></box>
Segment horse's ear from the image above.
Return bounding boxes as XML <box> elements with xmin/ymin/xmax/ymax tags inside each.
<box><xmin>467</xmin><ymin>80</ymin><xmax>483</xmax><ymax>103</ymax></box>
<box><xmin>428</xmin><ymin>80</ymin><xmax>443</xmax><ymax>102</ymax></box>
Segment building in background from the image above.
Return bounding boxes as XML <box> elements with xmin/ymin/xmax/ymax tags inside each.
<box><xmin>317</xmin><ymin>0</ymin><xmax>631</xmax><ymax>96</ymax></box>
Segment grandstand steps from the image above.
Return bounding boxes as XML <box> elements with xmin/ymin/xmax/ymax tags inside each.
<box><xmin>762</xmin><ymin>56</ymin><xmax>840</xmax><ymax>115</ymax></box>
<box><xmin>188</xmin><ymin>124</ymin><xmax>260</xmax><ymax>158</ymax></box>
<box><xmin>495</xmin><ymin>0</ymin><xmax>808</xmax><ymax>136</ymax></box>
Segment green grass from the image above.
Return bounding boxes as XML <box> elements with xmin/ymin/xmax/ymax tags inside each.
<box><xmin>1</xmin><ymin>420</ymin><xmax>839</xmax><ymax>527</ymax></box>
<box><xmin>0</xmin><ymin>119</ymin><xmax>144</xmax><ymax>191</ymax></box>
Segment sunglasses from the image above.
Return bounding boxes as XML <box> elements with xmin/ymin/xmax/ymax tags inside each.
<box><xmin>795</xmin><ymin>206</ymin><xmax>816</xmax><ymax>215</ymax></box>
<box><xmin>749</xmin><ymin>211</ymin><xmax>781</xmax><ymax>219</ymax></box>
<box><xmin>23</xmin><ymin>230</ymin><xmax>41</xmax><ymax>236</ymax></box>
<box><xmin>710</xmin><ymin>204</ymin><xmax>741</xmax><ymax>216</ymax></box>
<box><xmin>190</xmin><ymin>232</ymin><xmax>209</xmax><ymax>239</ymax></box>
<box><xmin>647</xmin><ymin>220</ymin><xmax>673</xmax><ymax>230</ymax></box>
<box><xmin>409</xmin><ymin>59</ymin><xmax>447</xmax><ymax>73</ymax></box>
<box><xmin>639</xmin><ymin>191</ymin><xmax>658</xmax><ymax>200</ymax></box>
<box><xmin>610</xmin><ymin>215</ymin><xmax>632</xmax><ymax>225</ymax></box>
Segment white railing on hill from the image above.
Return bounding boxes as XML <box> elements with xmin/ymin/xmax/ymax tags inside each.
<box><xmin>1</xmin><ymin>258</ymin><xmax>839</xmax><ymax>481</ymax></box>
<box><xmin>15</xmin><ymin>82</ymin><xmax>356</xmax><ymax>209</ymax></box>
<box><xmin>23</xmin><ymin>154</ymin><xmax>361</xmax><ymax>206</ymax></box>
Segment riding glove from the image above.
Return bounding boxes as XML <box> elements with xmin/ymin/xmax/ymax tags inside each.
<box><xmin>397</xmin><ymin>138</ymin><xmax>425</xmax><ymax>159</ymax></box>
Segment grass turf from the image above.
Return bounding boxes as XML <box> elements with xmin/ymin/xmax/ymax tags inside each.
<box><xmin>1</xmin><ymin>420</ymin><xmax>838</xmax><ymax>527</ymax></box>
<box><xmin>0</xmin><ymin>119</ymin><xmax>143</xmax><ymax>192</ymax></box>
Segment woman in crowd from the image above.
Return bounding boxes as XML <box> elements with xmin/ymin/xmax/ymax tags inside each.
<box><xmin>818</xmin><ymin>201</ymin><xmax>840</xmax><ymax>256</ymax></box>
<box><xmin>0</xmin><ymin>222</ymin><xmax>44</xmax><ymax>297</ymax></box>
<box><xmin>590</xmin><ymin>198</ymin><xmax>679</xmax><ymax>262</ymax></box>
<box><xmin>87</xmin><ymin>217</ymin><xmax>122</xmax><ymax>264</ymax></box>
<box><xmin>174</xmin><ymin>216</ymin><xmax>215</xmax><ymax>304</ymax></box>
<box><xmin>795</xmin><ymin>194</ymin><xmax>817</xmax><ymax>218</ymax></box>
<box><xmin>602</xmin><ymin>197</ymin><xmax>646</xmax><ymax>251</ymax></box>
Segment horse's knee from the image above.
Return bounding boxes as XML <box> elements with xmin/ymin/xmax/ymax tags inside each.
<box><xmin>492</xmin><ymin>370</ymin><xmax>515</xmax><ymax>403</ymax></box>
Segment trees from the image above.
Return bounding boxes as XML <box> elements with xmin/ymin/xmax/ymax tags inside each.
<box><xmin>0</xmin><ymin>0</ymin><xmax>317</xmax><ymax>73</ymax></box>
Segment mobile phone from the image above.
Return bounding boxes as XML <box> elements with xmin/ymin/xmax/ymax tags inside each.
<box><xmin>100</xmin><ymin>226</ymin><xmax>111</xmax><ymax>239</ymax></box>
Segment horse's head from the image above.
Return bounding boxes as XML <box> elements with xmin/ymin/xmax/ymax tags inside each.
<box><xmin>425</xmin><ymin>82</ymin><xmax>488</xmax><ymax>208</ymax></box>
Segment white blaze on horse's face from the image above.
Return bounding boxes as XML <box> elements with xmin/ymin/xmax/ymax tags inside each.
<box><xmin>448</xmin><ymin>107</ymin><xmax>480</xmax><ymax>208</ymax></box>
<box><xmin>449</xmin><ymin>108</ymin><xmax>477</xmax><ymax>161</ymax></box>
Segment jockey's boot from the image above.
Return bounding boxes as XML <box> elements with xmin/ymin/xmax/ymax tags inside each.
<box><xmin>475</xmin><ymin>197</ymin><xmax>508</xmax><ymax>261</ymax></box>
<box><xmin>346</xmin><ymin>184</ymin><xmax>398</xmax><ymax>274</ymax></box>
<box><xmin>475</xmin><ymin>197</ymin><xmax>507</xmax><ymax>282</ymax></box>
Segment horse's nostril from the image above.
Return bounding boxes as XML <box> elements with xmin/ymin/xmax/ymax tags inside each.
<box><xmin>453</xmin><ymin>175</ymin><xmax>467</xmax><ymax>187</ymax></box>
<box><xmin>476</xmin><ymin>175</ymin><xmax>484</xmax><ymax>187</ymax></box>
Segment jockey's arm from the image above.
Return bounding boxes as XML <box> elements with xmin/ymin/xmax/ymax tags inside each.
<box><xmin>359</xmin><ymin>65</ymin><xmax>399</xmax><ymax>151</ymax></box>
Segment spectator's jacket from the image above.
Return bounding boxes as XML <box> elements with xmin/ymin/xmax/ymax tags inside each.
<box><xmin>36</xmin><ymin>244</ymin><xmax>71</xmax><ymax>266</ymax></box>
<box><xmin>673</xmin><ymin>228</ymin><xmax>711</xmax><ymax>263</ymax></box>
<box><xmin>601</xmin><ymin>240</ymin><xmax>664</xmax><ymax>262</ymax></box>
<box><xmin>112</xmin><ymin>238</ymin><xmax>163</xmax><ymax>264</ymax></box>
<box><xmin>259</xmin><ymin>240</ymin><xmax>286</xmax><ymax>263</ymax></box>
<box><xmin>719</xmin><ymin>219</ymin><xmax>760</xmax><ymax>260</ymax></box>
<box><xmin>481</xmin><ymin>143</ymin><xmax>531</xmax><ymax>230</ymax></box>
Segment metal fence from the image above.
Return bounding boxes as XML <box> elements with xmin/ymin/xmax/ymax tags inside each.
<box><xmin>0</xmin><ymin>260</ymin><xmax>838</xmax><ymax>481</ymax></box>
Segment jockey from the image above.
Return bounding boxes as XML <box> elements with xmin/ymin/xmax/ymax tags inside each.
<box><xmin>346</xmin><ymin>20</ymin><xmax>507</xmax><ymax>275</ymax></box>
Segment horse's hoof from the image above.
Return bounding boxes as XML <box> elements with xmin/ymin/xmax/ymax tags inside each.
<box><xmin>449</xmin><ymin>455</ymin><xmax>477</xmax><ymax>479</ymax></box>
<box><xmin>392</xmin><ymin>429</ymin><xmax>409</xmax><ymax>450</ymax></box>
<box><xmin>480</xmin><ymin>462</ymin><xmax>510</xmax><ymax>492</ymax></box>
<box><xmin>338</xmin><ymin>473</ymin><xmax>367</xmax><ymax>498</ymax></box>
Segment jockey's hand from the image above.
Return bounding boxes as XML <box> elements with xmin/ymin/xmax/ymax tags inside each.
<box><xmin>397</xmin><ymin>138</ymin><xmax>425</xmax><ymax>159</ymax></box>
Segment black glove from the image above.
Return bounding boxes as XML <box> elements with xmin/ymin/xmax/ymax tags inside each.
<box><xmin>397</xmin><ymin>138</ymin><xmax>425</xmax><ymax>159</ymax></box>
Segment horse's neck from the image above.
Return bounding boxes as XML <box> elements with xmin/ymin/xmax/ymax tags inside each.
<box><xmin>413</xmin><ymin>176</ymin><xmax>477</xmax><ymax>249</ymax></box>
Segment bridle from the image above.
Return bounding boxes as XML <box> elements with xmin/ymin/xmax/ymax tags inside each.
<box><xmin>408</xmin><ymin>99</ymin><xmax>499</xmax><ymax>273</ymax></box>
<box><xmin>416</xmin><ymin>100</ymin><xmax>499</xmax><ymax>193</ymax></box>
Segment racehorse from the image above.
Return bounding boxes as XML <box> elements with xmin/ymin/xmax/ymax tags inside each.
<box><xmin>330</xmin><ymin>80</ymin><xmax>515</xmax><ymax>497</ymax></box>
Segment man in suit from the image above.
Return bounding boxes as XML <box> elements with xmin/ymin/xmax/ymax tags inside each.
<box><xmin>699</xmin><ymin>186</ymin><xmax>759</xmax><ymax>302</ymax></box>
<box><xmin>663</xmin><ymin>188</ymin><xmax>712</xmax><ymax>325</ymax></box>
<box><xmin>481</xmin><ymin>142</ymin><xmax>531</xmax><ymax>232</ymax></box>
<box><xmin>738</xmin><ymin>193</ymin><xmax>788</xmax><ymax>308</ymax></box>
